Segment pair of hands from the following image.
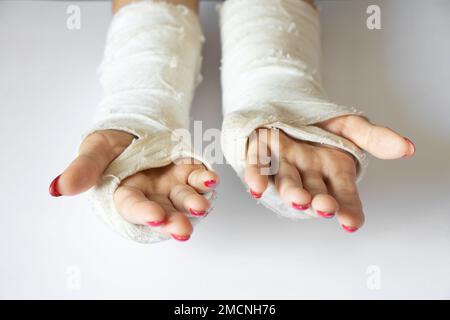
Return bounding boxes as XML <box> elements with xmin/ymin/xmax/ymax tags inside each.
<box><xmin>49</xmin><ymin>115</ymin><xmax>415</xmax><ymax>240</ymax></box>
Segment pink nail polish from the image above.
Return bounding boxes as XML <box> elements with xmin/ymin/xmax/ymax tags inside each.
<box><xmin>342</xmin><ymin>225</ymin><xmax>359</xmax><ymax>233</ymax></box>
<box><xmin>403</xmin><ymin>137</ymin><xmax>416</xmax><ymax>157</ymax></box>
<box><xmin>49</xmin><ymin>174</ymin><xmax>62</xmax><ymax>197</ymax></box>
<box><xmin>146</xmin><ymin>220</ymin><xmax>165</xmax><ymax>227</ymax></box>
<box><xmin>292</xmin><ymin>202</ymin><xmax>310</xmax><ymax>211</ymax></box>
<box><xmin>204</xmin><ymin>179</ymin><xmax>217</xmax><ymax>188</ymax></box>
<box><xmin>171</xmin><ymin>234</ymin><xmax>190</xmax><ymax>242</ymax></box>
<box><xmin>250</xmin><ymin>189</ymin><xmax>262</xmax><ymax>199</ymax></box>
<box><xmin>317</xmin><ymin>210</ymin><xmax>335</xmax><ymax>219</ymax></box>
<box><xmin>189</xmin><ymin>208</ymin><xmax>206</xmax><ymax>217</ymax></box>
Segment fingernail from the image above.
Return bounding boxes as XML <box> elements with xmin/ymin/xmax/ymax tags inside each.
<box><xmin>250</xmin><ymin>189</ymin><xmax>262</xmax><ymax>199</ymax></box>
<box><xmin>146</xmin><ymin>220</ymin><xmax>165</xmax><ymax>227</ymax></box>
<box><xmin>49</xmin><ymin>174</ymin><xmax>62</xmax><ymax>197</ymax></box>
<box><xmin>204</xmin><ymin>179</ymin><xmax>217</xmax><ymax>188</ymax></box>
<box><xmin>403</xmin><ymin>137</ymin><xmax>416</xmax><ymax>157</ymax></box>
<box><xmin>292</xmin><ymin>202</ymin><xmax>310</xmax><ymax>211</ymax></box>
<box><xmin>342</xmin><ymin>225</ymin><xmax>359</xmax><ymax>233</ymax></box>
<box><xmin>189</xmin><ymin>208</ymin><xmax>206</xmax><ymax>217</ymax></box>
<box><xmin>171</xmin><ymin>234</ymin><xmax>190</xmax><ymax>242</ymax></box>
<box><xmin>317</xmin><ymin>210</ymin><xmax>335</xmax><ymax>219</ymax></box>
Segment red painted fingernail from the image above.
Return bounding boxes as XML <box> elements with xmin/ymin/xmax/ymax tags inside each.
<box><xmin>49</xmin><ymin>174</ymin><xmax>62</xmax><ymax>197</ymax></box>
<box><xmin>292</xmin><ymin>202</ymin><xmax>310</xmax><ymax>211</ymax></box>
<box><xmin>317</xmin><ymin>210</ymin><xmax>335</xmax><ymax>219</ymax></box>
<box><xmin>189</xmin><ymin>208</ymin><xmax>206</xmax><ymax>217</ymax></box>
<box><xmin>403</xmin><ymin>137</ymin><xmax>416</xmax><ymax>158</ymax></box>
<box><xmin>342</xmin><ymin>225</ymin><xmax>359</xmax><ymax>233</ymax></box>
<box><xmin>171</xmin><ymin>234</ymin><xmax>190</xmax><ymax>242</ymax></box>
<box><xmin>204</xmin><ymin>179</ymin><xmax>217</xmax><ymax>188</ymax></box>
<box><xmin>250</xmin><ymin>189</ymin><xmax>262</xmax><ymax>199</ymax></box>
<box><xmin>146</xmin><ymin>220</ymin><xmax>165</xmax><ymax>227</ymax></box>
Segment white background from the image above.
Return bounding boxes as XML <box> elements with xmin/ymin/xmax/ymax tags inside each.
<box><xmin>0</xmin><ymin>0</ymin><xmax>449</xmax><ymax>299</ymax></box>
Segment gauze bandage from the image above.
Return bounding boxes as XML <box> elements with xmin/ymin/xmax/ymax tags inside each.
<box><xmin>84</xmin><ymin>1</ymin><xmax>214</xmax><ymax>243</ymax></box>
<box><xmin>219</xmin><ymin>0</ymin><xmax>368</xmax><ymax>220</ymax></box>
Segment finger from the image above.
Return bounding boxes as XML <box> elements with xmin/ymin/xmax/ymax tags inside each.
<box><xmin>320</xmin><ymin>115</ymin><xmax>415</xmax><ymax>159</ymax></box>
<box><xmin>244</xmin><ymin>129</ymin><xmax>271</xmax><ymax>198</ymax></box>
<box><xmin>302</xmin><ymin>170</ymin><xmax>338</xmax><ymax>218</ymax></box>
<box><xmin>187</xmin><ymin>167</ymin><xmax>220</xmax><ymax>193</ymax></box>
<box><xmin>326</xmin><ymin>171</ymin><xmax>364</xmax><ymax>233</ymax></box>
<box><xmin>169</xmin><ymin>184</ymin><xmax>210</xmax><ymax>217</ymax></box>
<box><xmin>114</xmin><ymin>185</ymin><xmax>166</xmax><ymax>226</ymax></box>
<box><xmin>274</xmin><ymin>160</ymin><xmax>311</xmax><ymax>211</ymax></box>
<box><xmin>50</xmin><ymin>130</ymin><xmax>133</xmax><ymax>197</ymax></box>
<box><xmin>152</xmin><ymin>196</ymin><xmax>193</xmax><ymax>241</ymax></box>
